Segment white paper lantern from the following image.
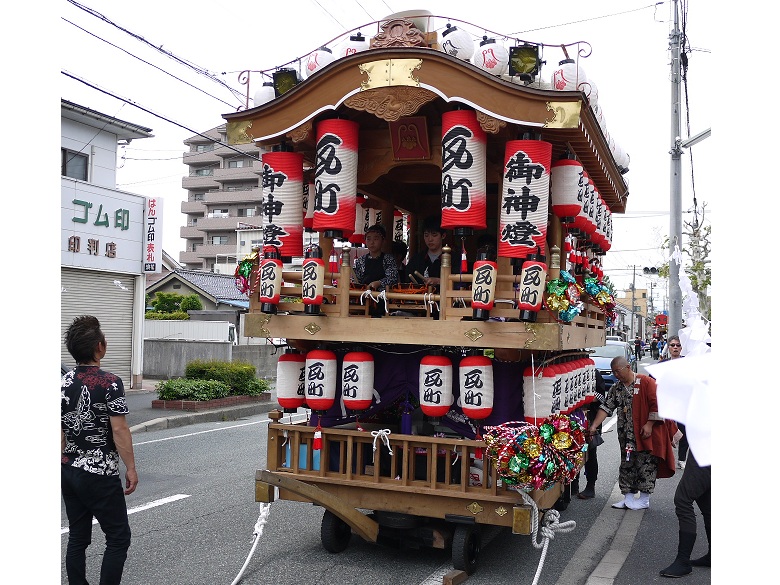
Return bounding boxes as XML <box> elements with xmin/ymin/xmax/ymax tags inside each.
<box><xmin>304</xmin><ymin>46</ymin><xmax>335</xmax><ymax>78</ymax></box>
<box><xmin>336</xmin><ymin>32</ymin><xmax>369</xmax><ymax>58</ymax></box>
<box><xmin>523</xmin><ymin>364</ymin><xmax>555</xmax><ymax>425</ymax></box>
<box><xmin>551</xmin><ymin>58</ymin><xmax>587</xmax><ymax>91</ymax></box>
<box><xmin>581</xmin><ymin>78</ymin><xmax>599</xmax><ymax>108</ymax></box>
<box><xmin>474</xmin><ymin>37</ymin><xmax>508</xmax><ymax>76</ymax></box>
<box><xmin>458</xmin><ymin>354</ymin><xmax>494</xmax><ymax>420</ymax></box>
<box><xmin>342</xmin><ymin>350</ymin><xmax>374</xmax><ymax>411</ymax></box>
<box><xmin>276</xmin><ymin>349</ymin><xmax>306</xmax><ymax>410</ymax></box>
<box><xmin>440</xmin><ymin>24</ymin><xmax>475</xmax><ymax>61</ymax></box>
<box><xmin>305</xmin><ymin>349</ymin><xmax>338</xmax><ymax>411</ymax></box>
<box><xmin>253</xmin><ymin>82</ymin><xmax>275</xmax><ymax>107</ymax></box>
<box><xmin>419</xmin><ymin>353</ymin><xmax>453</xmax><ymax>418</ymax></box>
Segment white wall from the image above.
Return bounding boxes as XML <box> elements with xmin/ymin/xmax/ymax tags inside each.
<box><xmin>61</xmin><ymin>117</ymin><xmax>120</xmax><ymax>188</ymax></box>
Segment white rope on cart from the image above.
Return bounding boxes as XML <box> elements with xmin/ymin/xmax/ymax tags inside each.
<box><xmin>371</xmin><ymin>429</ymin><xmax>393</xmax><ymax>462</ymax></box>
<box><xmin>517</xmin><ymin>489</ymin><xmax>577</xmax><ymax>585</ymax></box>
<box><xmin>423</xmin><ymin>292</ymin><xmax>440</xmax><ymax>314</ymax></box>
<box><xmin>359</xmin><ymin>289</ymin><xmax>391</xmax><ymax>314</ymax></box>
<box><xmin>229</xmin><ymin>502</ymin><xmax>272</xmax><ymax>585</ymax></box>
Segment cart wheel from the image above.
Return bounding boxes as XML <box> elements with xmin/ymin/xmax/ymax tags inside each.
<box><xmin>451</xmin><ymin>524</ymin><xmax>481</xmax><ymax>574</ymax></box>
<box><xmin>321</xmin><ymin>510</ymin><xmax>352</xmax><ymax>553</ymax></box>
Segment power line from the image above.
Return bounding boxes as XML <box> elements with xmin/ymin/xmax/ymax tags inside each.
<box><xmin>309</xmin><ymin>0</ymin><xmax>348</xmax><ymax>29</ymax></box>
<box><xmin>509</xmin><ymin>2</ymin><xmax>664</xmax><ymax>35</ymax></box>
<box><xmin>62</xmin><ymin>70</ymin><xmax>262</xmax><ymax>162</ymax></box>
<box><xmin>66</xmin><ymin>0</ymin><xmax>245</xmax><ymax>104</ymax></box>
<box><xmin>63</xmin><ymin>17</ymin><xmax>237</xmax><ymax>109</ymax></box>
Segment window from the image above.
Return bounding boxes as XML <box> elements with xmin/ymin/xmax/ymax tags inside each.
<box><xmin>251</xmin><ymin>239</ymin><xmax>262</xmax><ymax>246</ymax></box>
<box><xmin>212</xmin><ymin>236</ymin><xmax>229</xmax><ymax>245</ymax></box>
<box><xmin>209</xmin><ymin>209</ymin><xmax>229</xmax><ymax>218</ymax></box>
<box><xmin>237</xmin><ymin>208</ymin><xmax>257</xmax><ymax>217</ymax></box>
<box><xmin>192</xmin><ymin>193</ymin><xmax>205</xmax><ymax>201</ymax></box>
<box><xmin>191</xmin><ymin>168</ymin><xmax>214</xmax><ymax>176</ymax></box>
<box><xmin>61</xmin><ymin>148</ymin><xmax>88</xmax><ymax>181</ymax></box>
<box><xmin>194</xmin><ymin>144</ymin><xmax>214</xmax><ymax>153</ymax></box>
<box><xmin>225</xmin><ymin>185</ymin><xmax>253</xmax><ymax>192</ymax></box>
<box><xmin>228</xmin><ymin>159</ymin><xmax>252</xmax><ymax>168</ymax></box>
<box><xmin>172</xmin><ymin>284</ymin><xmax>181</xmax><ymax>289</ymax></box>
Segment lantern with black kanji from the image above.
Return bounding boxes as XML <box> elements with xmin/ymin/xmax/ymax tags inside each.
<box><xmin>313</xmin><ymin>119</ymin><xmax>358</xmax><ymax>239</ymax></box>
<box><xmin>302</xmin><ymin>182</ymin><xmax>315</xmax><ymax>232</ymax></box>
<box><xmin>523</xmin><ymin>363</ymin><xmax>555</xmax><ymax>426</ymax></box>
<box><xmin>551</xmin><ymin>152</ymin><xmax>584</xmax><ymax>231</ymax></box>
<box><xmin>459</xmin><ymin>352</ymin><xmax>494</xmax><ymax>420</ymax></box>
<box><xmin>261</xmin><ymin>150</ymin><xmax>304</xmax><ymax>259</ymax></box>
<box><xmin>349</xmin><ymin>194</ymin><xmax>366</xmax><ymax>245</ymax></box>
<box><xmin>471</xmin><ymin>245</ymin><xmax>497</xmax><ymax>321</ymax></box>
<box><xmin>498</xmin><ymin>134</ymin><xmax>552</xmax><ymax>267</ymax></box>
<box><xmin>393</xmin><ymin>209</ymin><xmax>404</xmax><ymax>242</ymax></box>
<box><xmin>276</xmin><ymin>348</ymin><xmax>306</xmax><ymax>412</ymax></box>
<box><xmin>440</xmin><ymin>24</ymin><xmax>475</xmax><ymax>61</ymax></box>
<box><xmin>301</xmin><ymin>244</ymin><xmax>325</xmax><ymax>315</ymax></box>
<box><xmin>517</xmin><ymin>251</ymin><xmax>548</xmax><ymax>322</ymax></box>
<box><xmin>419</xmin><ymin>352</ymin><xmax>453</xmax><ymax>421</ymax></box>
<box><xmin>342</xmin><ymin>349</ymin><xmax>374</xmax><ymax>412</ymax></box>
<box><xmin>258</xmin><ymin>246</ymin><xmax>283</xmax><ymax>314</ymax></box>
<box><xmin>441</xmin><ymin>109</ymin><xmax>487</xmax><ymax>237</ymax></box>
<box><xmin>305</xmin><ymin>348</ymin><xmax>338</xmax><ymax>412</ymax></box>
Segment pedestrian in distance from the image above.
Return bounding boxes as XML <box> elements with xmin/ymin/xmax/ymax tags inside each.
<box><xmin>633</xmin><ymin>335</ymin><xmax>643</xmax><ymax>361</ymax></box>
<box><xmin>588</xmin><ymin>356</ymin><xmax>678</xmax><ymax>510</ymax></box>
<box><xmin>650</xmin><ymin>337</ymin><xmax>659</xmax><ymax>360</ymax></box>
<box><xmin>62</xmin><ymin>315</ymin><xmax>138</xmax><ymax>585</ymax></box>
<box><xmin>660</xmin><ymin>335</ymin><xmax>688</xmax><ymax>469</ymax></box>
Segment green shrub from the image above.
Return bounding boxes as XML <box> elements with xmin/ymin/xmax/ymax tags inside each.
<box><xmin>156</xmin><ymin>378</ymin><xmax>231</xmax><ymax>401</ymax></box>
<box><xmin>145</xmin><ymin>311</ymin><xmax>190</xmax><ymax>320</ymax></box>
<box><xmin>179</xmin><ymin>294</ymin><xmax>203</xmax><ymax>312</ymax></box>
<box><xmin>184</xmin><ymin>360</ymin><xmax>269</xmax><ymax>396</ymax></box>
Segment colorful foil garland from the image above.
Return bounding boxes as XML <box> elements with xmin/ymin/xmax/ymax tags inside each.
<box><xmin>235</xmin><ymin>250</ymin><xmax>260</xmax><ymax>294</ymax></box>
<box><xmin>482</xmin><ymin>414</ymin><xmax>587</xmax><ymax>491</ymax></box>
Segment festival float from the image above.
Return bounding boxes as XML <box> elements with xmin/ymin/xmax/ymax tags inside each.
<box><xmin>228</xmin><ymin>9</ymin><xmax>626</xmax><ymax>576</ymax></box>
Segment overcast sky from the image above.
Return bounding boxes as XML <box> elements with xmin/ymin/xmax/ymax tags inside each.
<box><xmin>59</xmin><ymin>0</ymin><xmax>713</xmax><ymax>300</ymax></box>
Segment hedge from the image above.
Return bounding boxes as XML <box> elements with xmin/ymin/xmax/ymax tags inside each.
<box><xmin>156</xmin><ymin>378</ymin><xmax>231</xmax><ymax>401</ymax></box>
<box><xmin>184</xmin><ymin>359</ymin><xmax>270</xmax><ymax>396</ymax></box>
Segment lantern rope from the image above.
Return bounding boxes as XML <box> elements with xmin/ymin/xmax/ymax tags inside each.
<box><xmin>423</xmin><ymin>293</ymin><xmax>440</xmax><ymax>314</ymax></box>
<box><xmin>515</xmin><ymin>489</ymin><xmax>577</xmax><ymax>585</ymax></box>
<box><xmin>229</xmin><ymin>502</ymin><xmax>272</xmax><ymax>585</ymax></box>
<box><xmin>371</xmin><ymin>429</ymin><xmax>393</xmax><ymax>462</ymax></box>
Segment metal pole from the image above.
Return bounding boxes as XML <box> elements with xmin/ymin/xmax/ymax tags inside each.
<box><xmin>668</xmin><ymin>0</ymin><xmax>683</xmax><ymax>338</ymax></box>
<box><xmin>631</xmin><ymin>266</ymin><xmax>636</xmax><ymax>339</ymax></box>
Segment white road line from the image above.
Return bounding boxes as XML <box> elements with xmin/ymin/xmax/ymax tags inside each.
<box><xmin>134</xmin><ymin>413</ymin><xmax>309</xmax><ymax>446</ymax></box>
<box><xmin>61</xmin><ymin>494</ymin><xmax>191</xmax><ymax>534</ymax></box>
<box><xmin>602</xmin><ymin>414</ymin><xmax>617</xmax><ymax>433</ymax></box>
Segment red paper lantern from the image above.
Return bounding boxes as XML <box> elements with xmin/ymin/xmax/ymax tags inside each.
<box><xmin>342</xmin><ymin>350</ymin><xmax>374</xmax><ymax>411</ymax></box>
<box><xmin>441</xmin><ymin>110</ymin><xmax>487</xmax><ymax>236</ymax></box>
<box><xmin>258</xmin><ymin>248</ymin><xmax>283</xmax><ymax>314</ymax></box>
<box><xmin>523</xmin><ymin>364</ymin><xmax>555</xmax><ymax>426</ymax></box>
<box><xmin>305</xmin><ymin>349</ymin><xmax>338</xmax><ymax>411</ymax></box>
<box><xmin>276</xmin><ymin>349</ymin><xmax>306</xmax><ymax>411</ymax></box>
<box><xmin>459</xmin><ymin>354</ymin><xmax>494</xmax><ymax>420</ymax></box>
<box><xmin>419</xmin><ymin>353</ymin><xmax>453</xmax><ymax>418</ymax></box>
<box><xmin>551</xmin><ymin>154</ymin><xmax>584</xmax><ymax>229</ymax></box>
<box><xmin>303</xmin><ymin>182</ymin><xmax>315</xmax><ymax>230</ymax></box>
<box><xmin>349</xmin><ymin>194</ymin><xmax>366</xmax><ymax>245</ymax></box>
<box><xmin>301</xmin><ymin>245</ymin><xmax>325</xmax><ymax>315</ymax></box>
<box><xmin>517</xmin><ymin>254</ymin><xmax>548</xmax><ymax>322</ymax></box>
<box><xmin>261</xmin><ymin>151</ymin><xmax>304</xmax><ymax>258</ymax></box>
<box><xmin>393</xmin><ymin>209</ymin><xmax>404</xmax><ymax>242</ymax></box>
<box><xmin>313</xmin><ymin>119</ymin><xmax>358</xmax><ymax>238</ymax></box>
<box><xmin>498</xmin><ymin>138</ymin><xmax>552</xmax><ymax>261</ymax></box>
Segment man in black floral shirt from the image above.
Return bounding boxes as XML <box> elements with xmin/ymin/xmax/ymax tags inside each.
<box><xmin>61</xmin><ymin>315</ymin><xmax>138</xmax><ymax>585</ymax></box>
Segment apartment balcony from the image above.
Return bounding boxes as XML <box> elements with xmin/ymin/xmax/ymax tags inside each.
<box><xmin>193</xmin><ymin>244</ymin><xmax>237</xmax><ymax>258</ymax></box>
<box><xmin>196</xmin><ymin>216</ymin><xmax>244</xmax><ymax>231</ymax></box>
<box><xmin>213</xmin><ymin>166</ymin><xmax>258</xmax><ymax>182</ymax></box>
<box><xmin>183</xmin><ymin>150</ymin><xmax>219</xmax><ymax>165</ymax></box>
<box><xmin>180</xmin><ymin>225</ymin><xmax>205</xmax><ymax>238</ymax></box>
<box><xmin>204</xmin><ymin>187</ymin><xmax>261</xmax><ymax>204</ymax></box>
<box><xmin>181</xmin><ymin>200</ymin><xmax>207</xmax><ymax>213</ymax></box>
<box><xmin>212</xmin><ymin>143</ymin><xmax>262</xmax><ymax>158</ymax></box>
<box><xmin>179</xmin><ymin>251</ymin><xmax>205</xmax><ymax>266</ymax></box>
<box><xmin>182</xmin><ymin>175</ymin><xmax>219</xmax><ymax>189</ymax></box>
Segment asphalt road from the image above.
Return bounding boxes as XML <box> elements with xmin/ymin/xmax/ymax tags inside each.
<box><xmin>60</xmin><ymin>357</ymin><xmax>712</xmax><ymax>584</ymax></box>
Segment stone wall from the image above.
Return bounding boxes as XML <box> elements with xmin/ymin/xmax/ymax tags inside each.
<box><xmin>143</xmin><ymin>339</ymin><xmax>278</xmax><ymax>379</ymax></box>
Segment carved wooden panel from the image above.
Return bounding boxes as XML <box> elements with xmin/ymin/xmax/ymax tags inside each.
<box><xmin>476</xmin><ymin>111</ymin><xmax>506</xmax><ymax>134</ymax></box>
<box><xmin>345</xmin><ymin>86</ymin><xmax>437</xmax><ymax>122</ymax></box>
<box><xmin>287</xmin><ymin>120</ymin><xmax>313</xmax><ymax>143</ymax></box>
<box><xmin>370</xmin><ymin>18</ymin><xmax>427</xmax><ymax>49</ymax></box>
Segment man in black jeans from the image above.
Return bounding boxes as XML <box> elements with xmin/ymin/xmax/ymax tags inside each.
<box><xmin>574</xmin><ymin>370</ymin><xmax>606</xmax><ymax>499</ymax></box>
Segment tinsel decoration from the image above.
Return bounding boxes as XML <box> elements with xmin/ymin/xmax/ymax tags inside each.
<box><xmin>482</xmin><ymin>413</ymin><xmax>587</xmax><ymax>491</ymax></box>
<box><xmin>543</xmin><ymin>270</ymin><xmax>584</xmax><ymax>322</ymax></box>
<box><xmin>583</xmin><ymin>277</ymin><xmax>617</xmax><ymax>327</ymax></box>
<box><xmin>235</xmin><ymin>250</ymin><xmax>260</xmax><ymax>294</ymax></box>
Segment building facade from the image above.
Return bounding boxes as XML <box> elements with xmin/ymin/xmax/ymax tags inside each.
<box><xmin>179</xmin><ymin>124</ymin><xmax>268</xmax><ymax>271</ymax></box>
<box><xmin>61</xmin><ymin>100</ymin><xmax>155</xmax><ymax>387</ymax></box>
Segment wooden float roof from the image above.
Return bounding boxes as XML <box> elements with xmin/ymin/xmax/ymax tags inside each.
<box><xmin>223</xmin><ymin>46</ymin><xmax>629</xmax><ymax>214</ymax></box>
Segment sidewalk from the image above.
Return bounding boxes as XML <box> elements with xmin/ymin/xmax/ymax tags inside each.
<box><xmin>126</xmin><ymin>378</ymin><xmax>278</xmax><ymax>433</ymax></box>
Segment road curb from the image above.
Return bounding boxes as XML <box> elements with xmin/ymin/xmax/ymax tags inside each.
<box><xmin>129</xmin><ymin>402</ymin><xmax>277</xmax><ymax>433</ymax></box>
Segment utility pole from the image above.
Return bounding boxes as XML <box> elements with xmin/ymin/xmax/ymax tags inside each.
<box><xmin>668</xmin><ymin>0</ymin><xmax>683</xmax><ymax>339</ymax></box>
<box><xmin>630</xmin><ymin>265</ymin><xmax>637</xmax><ymax>339</ymax></box>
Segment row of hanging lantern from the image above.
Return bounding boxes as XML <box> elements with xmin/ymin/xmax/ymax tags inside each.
<box><xmin>522</xmin><ymin>354</ymin><xmax>597</xmax><ymax>426</ymax></box>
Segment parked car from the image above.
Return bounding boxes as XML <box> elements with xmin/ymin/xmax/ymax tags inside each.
<box><xmin>587</xmin><ymin>340</ymin><xmax>637</xmax><ymax>391</ymax></box>
<box><xmin>605</xmin><ymin>335</ymin><xmax>623</xmax><ymax>342</ymax></box>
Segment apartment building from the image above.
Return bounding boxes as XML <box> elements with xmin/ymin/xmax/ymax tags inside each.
<box><xmin>180</xmin><ymin>124</ymin><xmax>268</xmax><ymax>271</ymax></box>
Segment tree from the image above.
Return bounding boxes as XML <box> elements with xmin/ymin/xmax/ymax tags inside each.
<box><xmin>149</xmin><ymin>292</ymin><xmax>183</xmax><ymax>313</ymax></box>
<box><xmin>180</xmin><ymin>294</ymin><xmax>204</xmax><ymax>312</ymax></box>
